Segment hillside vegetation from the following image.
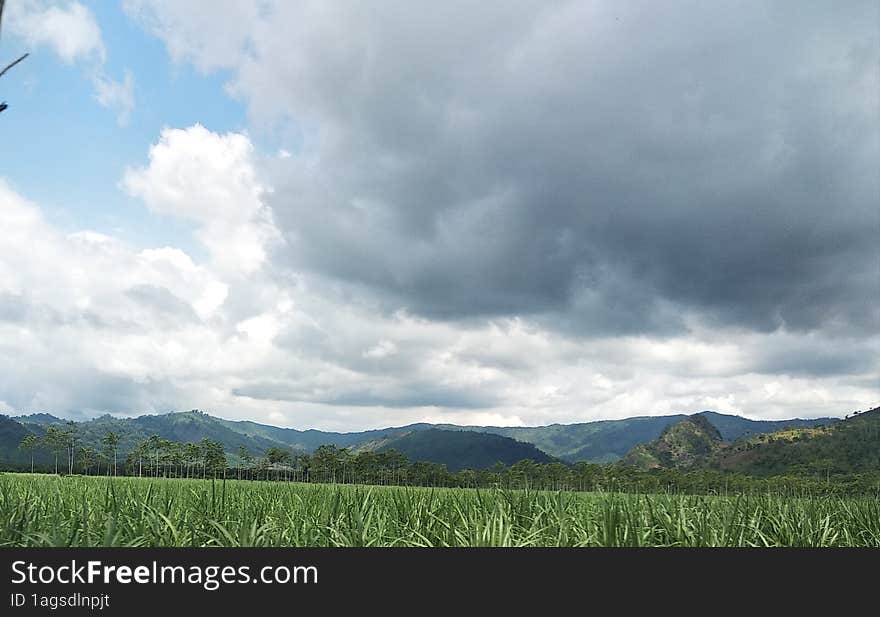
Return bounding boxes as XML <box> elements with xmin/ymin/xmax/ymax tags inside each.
<box><xmin>621</xmin><ymin>407</ymin><xmax>879</xmax><ymax>479</ymax></box>
<box><xmin>0</xmin><ymin>408</ymin><xmax>844</xmax><ymax>472</ymax></box>
<box><xmin>621</xmin><ymin>414</ymin><xmax>724</xmax><ymax>470</ymax></box>
<box><xmin>715</xmin><ymin>407</ymin><xmax>880</xmax><ymax>477</ymax></box>
<box><xmin>357</xmin><ymin>429</ymin><xmax>556</xmax><ymax>471</ymax></box>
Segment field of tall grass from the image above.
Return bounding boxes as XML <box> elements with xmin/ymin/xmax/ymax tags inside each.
<box><xmin>1</xmin><ymin>473</ymin><xmax>877</xmax><ymax>547</ymax></box>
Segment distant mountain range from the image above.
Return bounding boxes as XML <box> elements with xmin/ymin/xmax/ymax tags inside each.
<box><xmin>0</xmin><ymin>408</ymin><xmax>840</xmax><ymax>472</ymax></box>
<box><xmin>622</xmin><ymin>407</ymin><xmax>879</xmax><ymax>477</ymax></box>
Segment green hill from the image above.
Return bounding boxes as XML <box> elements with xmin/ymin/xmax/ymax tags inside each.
<box><xmin>0</xmin><ymin>407</ymin><xmax>842</xmax><ymax>471</ymax></box>
<box><xmin>0</xmin><ymin>415</ymin><xmax>48</xmax><ymax>467</ymax></box>
<box><xmin>0</xmin><ymin>411</ymin><xmax>285</xmax><ymax>469</ymax></box>
<box><xmin>714</xmin><ymin>407</ymin><xmax>880</xmax><ymax>477</ymax></box>
<box><xmin>214</xmin><ymin>417</ymin><xmax>392</xmax><ymax>451</ymax></box>
<box><xmin>619</xmin><ymin>407</ymin><xmax>879</xmax><ymax>478</ymax></box>
<box><xmin>424</xmin><ymin>412</ymin><xmax>834</xmax><ymax>462</ymax></box>
<box><xmin>621</xmin><ymin>414</ymin><xmax>724</xmax><ymax>470</ymax></box>
<box><xmin>215</xmin><ymin>413</ymin><xmax>835</xmax><ymax>463</ymax></box>
<box><xmin>359</xmin><ymin>429</ymin><xmax>556</xmax><ymax>472</ymax></box>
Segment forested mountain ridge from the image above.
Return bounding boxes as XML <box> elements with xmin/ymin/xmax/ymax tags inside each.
<box><xmin>0</xmin><ymin>407</ymin><xmax>840</xmax><ymax>470</ymax></box>
<box><xmin>620</xmin><ymin>407</ymin><xmax>879</xmax><ymax>477</ymax></box>
<box><xmin>220</xmin><ymin>411</ymin><xmax>836</xmax><ymax>462</ymax></box>
<box><xmin>713</xmin><ymin>406</ymin><xmax>880</xmax><ymax>476</ymax></box>
<box><xmin>621</xmin><ymin>414</ymin><xmax>724</xmax><ymax>470</ymax></box>
<box><xmin>354</xmin><ymin>428</ymin><xmax>557</xmax><ymax>472</ymax></box>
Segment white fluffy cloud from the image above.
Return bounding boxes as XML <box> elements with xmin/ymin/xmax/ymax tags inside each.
<box><xmin>3</xmin><ymin>0</ymin><xmax>879</xmax><ymax>430</ymax></box>
<box><xmin>2</xmin><ymin>143</ymin><xmax>878</xmax><ymax>429</ymax></box>
<box><xmin>7</xmin><ymin>0</ymin><xmax>105</xmax><ymax>64</ymax></box>
<box><xmin>122</xmin><ymin>125</ymin><xmax>280</xmax><ymax>275</ymax></box>
<box><xmin>6</xmin><ymin>0</ymin><xmax>135</xmax><ymax>124</ymax></box>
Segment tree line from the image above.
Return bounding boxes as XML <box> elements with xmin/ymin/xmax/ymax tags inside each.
<box><xmin>15</xmin><ymin>431</ymin><xmax>880</xmax><ymax>496</ymax></box>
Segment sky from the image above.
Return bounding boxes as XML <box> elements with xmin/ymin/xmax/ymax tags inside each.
<box><xmin>0</xmin><ymin>1</ymin><xmax>877</xmax><ymax>431</ymax></box>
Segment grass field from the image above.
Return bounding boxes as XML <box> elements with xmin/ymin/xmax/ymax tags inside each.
<box><xmin>1</xmin><ymin>473</ymin><xmax>878</xmax><ymax>547</ymax></box>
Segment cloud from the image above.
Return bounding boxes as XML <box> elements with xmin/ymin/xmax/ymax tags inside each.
<box><xmin>2</xmin><ymin>161</ymin><xmax>878</xmax><ymax>426</ymax></box>
<box><xmin>1</xmin><ymin>3</ymin><xmax>878</xmax><ymax>429</ymax></box>
<box><xmin>122</xmin><ymin>124</ymin><xmax>281</xmax><ymax>275</ymax></box>
<box><xmin>127</xmin><ymin>0</ymin><xmax>878</xmax><ymax>338</ymax></box>
<box><xmin>6</xmin><ymin>1</ymin><xmax>136</xmax><ymax>122</ymax></box>
<box><xmin>94</xmin><ymin>69</ymin><xmax>136</xmax><ymax>125</ymax></box>
<box><xmin>7</xmin><ymin>0</ymin><xmax>105</xmax><ymax>64</ymax></box>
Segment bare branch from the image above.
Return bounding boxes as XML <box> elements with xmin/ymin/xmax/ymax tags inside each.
<box><xmin>0</xmin><ymin>51</ymin><xmax>28</xmax><ymax>79</ymax></box>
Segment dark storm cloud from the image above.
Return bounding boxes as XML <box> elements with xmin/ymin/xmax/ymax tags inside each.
<box><xmin>233</xmin><ymin>380</ymin><xmax>496</xmax><ymax>409</ymax></box>
<box><xmin>256</xmin><ymin>0</ymin><xmax>878</xmax><ymax>337</ymax></box>
<box><xmin>750</xmin><ymin>337</ymin><xmax>879</xmax><ymax>378</ymax></box>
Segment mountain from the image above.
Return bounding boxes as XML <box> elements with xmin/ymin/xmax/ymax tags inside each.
<box><xmin>220</xmin><ymin>412</ymin><xmax>835</xmax><ymax>462</ymax></box>
<box><xmin>422</xmin><ymin>412</ymin><xmax>835</xmax><ymax>462</ymax></box>
<box><xmin>0</xmin><ymin>415</ymin><xmax>48</xmax><ymax>467</ymax></box>
<box><xmin>15</xmin><ymin>413</ymin><xmax>64</xmax><ymax>425</ymax></box>
<box><xmin>714</xmin><ymin>406</ymin><xmax>880</xmax><ymax>477</ymax></box>
<box><xmin>130</xmin><ymin>411</ymin><xmax>283</xmax><ymax>455</ymax></box>
<box><xmin>215</xmin><ymin>414</ymin><xmax>710</xmax><ymax>462</ymax></box>
<box><xmin>0</xmin><ymin>411</ymin><xmax>284</xmax><ymax>470</ymax></box>
<box><xmin>696</xmin><ymin>411</ymin><xmax>835</xmax><ymax>442</ymax></box>
<box><xmin>214</xmin><ymin>417</ymin><xmax>396</xmax><ymax>451</ymax></box>
<box><xmin>621</xmin><ymin>414</ymin><xmax>724</xmax><ymax>470</ymax></box>
<box><xmin>357</xmin><ymin>429</ymin><xmax>556</xmax><ymax>472</ymax></box>
<box><xmin>1</xmin><ymin>408</ymin><xmax>840</xmax><ymax>471</ymax></box>
<box><xmin>620</xmin><ymin>407</ymin><xmax>879</xmax><ymax>478</ymax></box>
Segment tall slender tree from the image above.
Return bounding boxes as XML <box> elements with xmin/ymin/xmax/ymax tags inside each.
<box><xmin>102</xmin><ymin>432</ymin><xmax>121</xmax><ymax>477</ymax></box>
<box><xmin>65</xmin><ymin>421</ymin><xmax>78</xmax><ymax>474</ymax></box>
<box><xmin>145</xmin><ymin>435</ymin><xmax>163</xmax><ymax>477</ymax></box>
<box><xmin>43</xmin><ymin>426</ymin><xmax>65</xmax><ymax>474</ymax></box>
<box><xmin>236</xmin><ymin>446</ymin><xmax>253</xmax><ymax>480</ymax></box>
<box><xmin>19</xmin><ymin>434</ymin><xmax>38</xmax><ymax>473</ymax></box>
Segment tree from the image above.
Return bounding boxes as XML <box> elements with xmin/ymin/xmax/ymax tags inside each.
<box><xmin>129</xmin><ymin>440</ymin><xmax>149</xmax><ymax>477</ymax></box>
<box><xmin>312</xmin><ymin>445</ymin><xmax>352</xmax><ymax>483</ymax></box>
<box><xmin>0</xmin><ymin>0</ymin><xmax>30</xmax><ymax>113</ymax></box>
<box><xmin>265</xmin><ymin>446</ymin><xmax>292</xmax><ymax>481</ymax></box>
<box><xmin>19</xmin><ymin>434</ymin><xmax>39</xmax><ymax>473</ymax></box>
<box><xmin>183</xmin><ymin>442</ymin><xmax>201</xmax><ymax>479</ymax></box>
<box><xmin>43</xmin><ymin>426</ymin><xmax>66</xmax><ymax>474</ymax></box>
<box><xmin>145</xmin><ymin>435</ymin><xmax>163</xmax><ymax>477</ymax></box>
<box><xmin>201</xmin><ymin>439</ymin><xmax>227</xmax><ymax>479</ymax></box>
<box><xmin>236</xmin><ymin>446</ymin><xmax>253</xmax><ymax>480</ymax></box>
<box><xmin>163</xmin><ymin>440</ymin><xmax>183</xmax><ymax>477</ymax></box>
<box><xmin>65</xmin><ymin>421</ymin><xmax>78</xmax><ymax>474</ymax></box>
<box><xmin>102</xmin><ymin>432</ymin><xmax>121</xmax><ymax>477</ymax></box>
<box><xmin>78</xmin><ymin>446</ymin><xmax>97</xmax><ymax>475</ymax></box>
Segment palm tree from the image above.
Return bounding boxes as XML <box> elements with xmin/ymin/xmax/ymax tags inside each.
<box><xmin>19</xmin><ymin>434</ymin><xmax>39</xmax><ymax>473</ymax></box>
<box><xmin>130</xmin><ymin>440</ymin><xmax>148</xmax><ymax>477</ymax></box>
<box><xmin>43</xmin><ymin>426</ymin><xmax>66</xmax><ymax>474</ymax></box>
<box><xmin>65</xmin><ymin>421</ymin><xmax>78</xmax><ymax>474</ymax></box>
<box><xmin>102</xmin><ymin>432</ymin><xmax>121</xmax><ymax>476</ymax></box>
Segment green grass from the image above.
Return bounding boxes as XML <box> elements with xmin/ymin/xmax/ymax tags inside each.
<box><xmin>1</xmin><ymin>473</ymin><xmax>878</xmax><ymax>547</ymax></box>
